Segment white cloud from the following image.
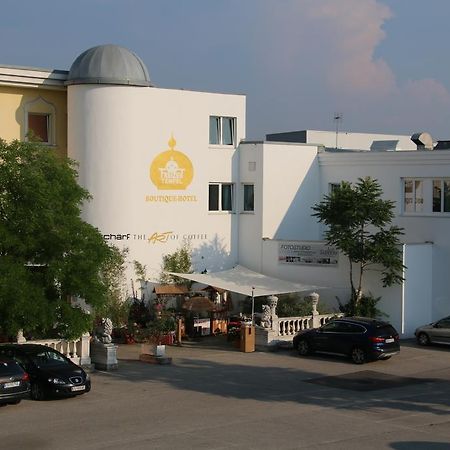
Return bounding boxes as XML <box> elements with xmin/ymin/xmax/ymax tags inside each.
<box><xmin>253</xmin><ymin>0</ymin><xmax>450</xmax><ymax>137</ymax></box>
<box><xmin>308</xmin><ymin>0</ymin><xmax>395</xmax><ymax>95</ymax></box>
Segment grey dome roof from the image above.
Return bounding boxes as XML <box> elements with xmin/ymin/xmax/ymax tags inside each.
<box><xmin>66</xmin><ymin>44</ymin><xmax>151</xmax><ymax>87</ymax></box>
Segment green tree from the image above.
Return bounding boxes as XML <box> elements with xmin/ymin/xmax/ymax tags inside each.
<box><xmin>0</xmin><ymin>139</ymin><xmax>114</xmax><ymax>339</ymax></box>
<box><xmin>312</xmin><ymin>177</ymin><xmax>404</xmax><ymax>313</ymax></box>
<box><xmin>96</xmin><ymin>247</ymin><xmax>131</xmax><ymax>328</ymax></box>
<box><xmin>159</xmin><ymin>242</ymin><xmax>192</xmax><ymax>285</ymax></box>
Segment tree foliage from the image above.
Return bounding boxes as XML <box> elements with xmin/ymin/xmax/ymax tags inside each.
<box><xmin>0</xmin><ymin>139</ymin><xmax>114</xmax><ymax>339</ymax></box>
<box><xmin>312</xmin><ymin>177</ymin><xmax>404</xmax><ymax>310</ymax></box>
<box><xmin>159</xmin><ymin>242</ymin><xmax>193</xmax><ymax>285</ymax></box>
<box><xmin>96</xmin><ymin>247</ymin><xmax>131</xmax><ymax>328</ymax></box>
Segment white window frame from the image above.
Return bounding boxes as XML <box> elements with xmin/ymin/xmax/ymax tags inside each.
<box><xmin>209</xmin><ymin>116</ymin><xmax>236</xmax><ymax>147</ymax></box>
<box><xmin>329</xmin><ymin>182</ymin><xmax>340</xmax><ymax>193</ymax></box>
<box><xmin>242</xmin><ymin>183</ymin><xmax>254</xmax><ymax>213</ymax></box>
<box><xmin>403</xmin><ymin>178</ymin><xmax>424</xmax><ymax>213</ymax></box>
<box><xmin>432</xmin><ymin>178</ymin><xmax>450</xmax><ymax>213</ymax></box>
<box><xmin>208</xmin><ymin>182</ymin><xmax>234</xmax><ymax>212</ymax></box>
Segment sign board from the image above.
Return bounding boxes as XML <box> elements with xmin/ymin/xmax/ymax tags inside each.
<box><xmin>278</xmin><ymin>241</ymin><xmax>338</xmax><ymax>266</ymax></box>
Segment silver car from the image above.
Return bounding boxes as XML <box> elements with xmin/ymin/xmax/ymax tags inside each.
<box><xmin>415</xmin><ymin>316</ymin><xmax>450</xmax><ymax>346</ymax></box>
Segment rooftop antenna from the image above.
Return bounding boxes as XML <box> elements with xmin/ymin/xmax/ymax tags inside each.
<box><xmin>334</xmin><ymin>112</ymin><xmax>343</xmax><ymax>149</ymax></box>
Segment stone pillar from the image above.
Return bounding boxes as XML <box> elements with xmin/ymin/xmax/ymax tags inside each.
<box><xmin>306</xmin><ymin>292</ymin><xmax>321</xmax><ymax>328</ymax></box>
<box><xmin>77</xmin><ymin>332</ymin><xmax>92</xmax><ymax>366</ymax></box>
<box><xmin>268</xmin><ymin>295</ymin><xmax>278</xmax><ymax>331</ymax></box>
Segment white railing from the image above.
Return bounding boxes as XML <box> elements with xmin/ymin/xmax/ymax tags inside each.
<box><xmin>278</xmin><ymin>316</ymin><xmax>313</xmax><ymax>336</ymax></box>
<box><xmin>17</xmin><ymin>333</ymin><xmax>91</xmax><ymax>366</ymax></box>
<box><xmin>277</xmin><ymin>313</ymin><xmax>343</xmax><ymax>337</ymax></box>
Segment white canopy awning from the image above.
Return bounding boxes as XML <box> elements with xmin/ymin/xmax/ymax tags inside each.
<box><xmin>168</xmin><ymin>265</ymin><xmax>325</xmax><ymax>297</ymax></box>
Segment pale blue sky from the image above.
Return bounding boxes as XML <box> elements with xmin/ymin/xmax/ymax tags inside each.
<box><xmin>2</xmin><ymin>0</ymin><xmax>450</xmax><ymax>140</ymax></box>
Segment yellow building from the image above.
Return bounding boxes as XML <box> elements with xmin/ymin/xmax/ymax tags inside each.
<box><xmin>0</xmin><ymin>65</ymin><xmax>68</xmax><ymax>158</ymax></box>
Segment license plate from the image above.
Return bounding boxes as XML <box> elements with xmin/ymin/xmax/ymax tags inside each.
<box><xmin>385</xmin><ymin>338</ymin><xmax>395</xmax><ymax>343</ymax></box>
<box><xmin>71</xmin><ymin>385</ymin><xmax>86</xmax><ymax>392</ymax></box>
<box><xmin>4</xmin><ymin>381</ymin><xmax>20</xmax><ymax>389</ymax></box>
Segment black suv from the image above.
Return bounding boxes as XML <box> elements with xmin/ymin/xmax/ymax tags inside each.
<box><xmin>293</xmin><ymin>317</ymin><xmax>400</xmax><ymax>364</ymax></box>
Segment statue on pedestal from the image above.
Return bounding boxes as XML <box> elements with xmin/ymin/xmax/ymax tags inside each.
<box><xmin>261</xmin><ymin>305</ymin><xmax>271</xmax><ymax>328</ymax></box>
<box><xmin>91</xmin><ymin>317</ymin><xmax>118</xmax><ymax>371</ymax></box>
<box><xmin>94</xmin><ymin>318</ymin><xmax>113</xmax><ymax>344</ymax></box>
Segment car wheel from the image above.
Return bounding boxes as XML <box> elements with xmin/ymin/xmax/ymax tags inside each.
<box><xmin>351</xmin><ymin>347</ymin><xmax>366</xmax><ymax>364</ymax></box>
<box><xmin>31</xmin><ymin>383</ymin><xmax>45</xmax><ymax>401</ymax></box>
<box><xmin>8</xmin><ymin>399</ymin><xmax>21</xmax><ymax>405</ymax></box>
<box><xmin>417</xmin><ymin>332</ymin><xmax>430</xmax><ymax>346</ymax></box>
<box><xmin>297</xmin><ymin>339</ymin><xmax>311</xmax><ymax>356</ymax></box>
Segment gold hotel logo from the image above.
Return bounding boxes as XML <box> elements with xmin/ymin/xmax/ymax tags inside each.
<box><xmin>150</xmin><ymin>135</ymin><xmax>193</xmax><ymax>190</ymax></box>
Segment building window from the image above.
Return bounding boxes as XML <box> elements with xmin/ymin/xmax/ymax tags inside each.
<box><xmin>24</xmin><ymin>96</ymin><xmax>56</xmax><ymax>145</ymax></box>
<box><xmin>329</xmin><ymin>183</ymin><xmax>340</xmax><ymax>193</ymax></box>
<box><xmin>208</xmin><ymin>183</ymin><xmax>234</xmax><ymax>211</ymax></box>
<box><xmin>209</xmin><ymin>116</ymin><xmax>236</xmax><ymax>146</ymax></box>
<box><xmin>433</xmin><ymin>179</ymin><xmax>450</xmax><ymax>213</ymax></box>
<box><xmin>28</xmin><ymin>113</ymin><xmax>50</xmax><ymax>143</ymax></box>
<box><xmin>403</xmin><ymin>179</ymin><xmax>424</xmax><ymax>213</ymax></box>
<box><xmin>243</xmin><ymin>184</ymin><xmax>254</xmax><ymax>212</ymax></box>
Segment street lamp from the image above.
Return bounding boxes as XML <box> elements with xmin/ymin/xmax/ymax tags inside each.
<box><xmin>251</xmin><ymin>286</ymin><xmax>255</xmax><ymax>326</ymax></box>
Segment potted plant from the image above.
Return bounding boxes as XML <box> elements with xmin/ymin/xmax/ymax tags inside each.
<box><xmin>138</xmin><ymin>312</ymin><xmax>176</xmax><ymax>363</ymax></box>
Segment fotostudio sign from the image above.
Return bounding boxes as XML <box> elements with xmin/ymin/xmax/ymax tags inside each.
<box><xmin>278</xmin><ymin>241</ymin><xmax>338</xmax><ymax>266</ymax></box>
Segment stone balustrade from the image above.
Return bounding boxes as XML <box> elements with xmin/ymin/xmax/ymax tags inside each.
<box><xmin>277</xmin><ymin>313</ymin><xmax>343</xmax><ymax>337</ymax></box>
<box><xmin>256</xmin><ymin>312</ymin><xmax>343</xmax><ymax>350</ymax></box>
<box><xmin>16</xmin><ymin>333</ymin><xmax>92</xmax><ymax>367</ymax></box>
<box><xmin>277</xmin><ymin>316</ymin><xmax>313</xmax><ymax>336</ymax></box>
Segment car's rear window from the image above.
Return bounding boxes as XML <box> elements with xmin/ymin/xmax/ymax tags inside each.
<box><xmin>0</xmin><ymin>359</ymin><xmax>22</xmax><ymax>376</ymax></box>
<box><xmin>375</xmin><ymin>325</ymin><xmax>397</xmax><ymax>336</ymax></box>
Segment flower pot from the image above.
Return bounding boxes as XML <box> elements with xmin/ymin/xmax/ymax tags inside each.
<box><xmin>140</xmin><ymin>343</ymin><xmax>166</xmax><ymax>357</ymax></box>
<box><xmin>155</xmin><ymin>345</ymin><xmax>166</xmax><ymax>357</ymax></box>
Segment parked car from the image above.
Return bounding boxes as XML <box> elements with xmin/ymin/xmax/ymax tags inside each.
<box><xmin>293</xmin><ymin>317</ymin><xmax>400</xmax><ymax>364</ymax></box>
<box><xmin>415</xmin><ymin>316</ymin><xmax>450</xmax><ymax>346</ymax></box>
<box><xmin>0</xmin><ymin>344</ymin><xmax>90</xmax><ymax>400</ymax></box>
<box><xmin>0</xmin><ymin>356</ymin><xmax>30</xmax><ymax>405</ymax></box>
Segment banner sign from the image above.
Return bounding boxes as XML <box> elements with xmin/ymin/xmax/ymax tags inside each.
<box><xmin>278</xmin><ymin>241</ymin><xmax>338</xmax><ymax>266</ymax></box>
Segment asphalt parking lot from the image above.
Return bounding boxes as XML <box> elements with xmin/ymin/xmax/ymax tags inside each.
<box><xmin>1</xmin><ymin>337</ymin><xmax>449</xmax><ymax>450</ymax></box>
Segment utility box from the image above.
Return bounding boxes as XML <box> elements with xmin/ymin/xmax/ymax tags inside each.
<box><xmin>240</xmin><ymin>325</ymin><xmax>255</xmax><ymax>353</ymax></box>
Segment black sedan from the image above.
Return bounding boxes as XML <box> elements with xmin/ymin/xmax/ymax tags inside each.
<box><xmin>0</xmin><ymin>344</ymin><xmax>90</xmax><ymax>400</ymax></box>
<box><xmin>293</xmin><ymin>317</ymin><xmax>400</xmax><ymax>364</ymax></box>
<box><xmin>0</xmin><ymin>356</ymin><xmax>30</xmax><ymax>405</ymax></box>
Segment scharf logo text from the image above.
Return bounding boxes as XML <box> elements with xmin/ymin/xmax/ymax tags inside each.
<box><xmin>103</xmin><ymin>232</ymin><xmax>208</xmax><ymax>243</ymax></box>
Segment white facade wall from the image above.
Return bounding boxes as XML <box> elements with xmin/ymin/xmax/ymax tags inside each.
<box><xmin>68</xmin><ymin>84</ymin><xmax>245</xmax><ymax>280</ymax></box>
<box><xmin>238</xmin><ymin>142</ymin><xmax>264</xmax><ymax>271</ymax></box>
<box><xmin>237</xmin><ymin>142</ymin><xmax>450</xmax><ymax>336</ymax></box>
<box><xmin>319</xmin><ymin>150</ymin><xmax>450</xmax><ymax>328</ymax></box>
<box><xmin>238</xmin><ymin>141</ymin><xmax>321</xmax><ymax>271</ymax></box>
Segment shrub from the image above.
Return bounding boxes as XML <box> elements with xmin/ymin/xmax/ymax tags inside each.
<box><xmin>337</xmin><ymin>293</ymin><xmax>387</xmax><ymax>318</ymax></box>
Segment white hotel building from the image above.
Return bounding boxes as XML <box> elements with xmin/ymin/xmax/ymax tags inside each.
<box><xmin>1</xmin><ymin>45</ymin><xmax>449</xmax><ymax>337</ymax></box>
